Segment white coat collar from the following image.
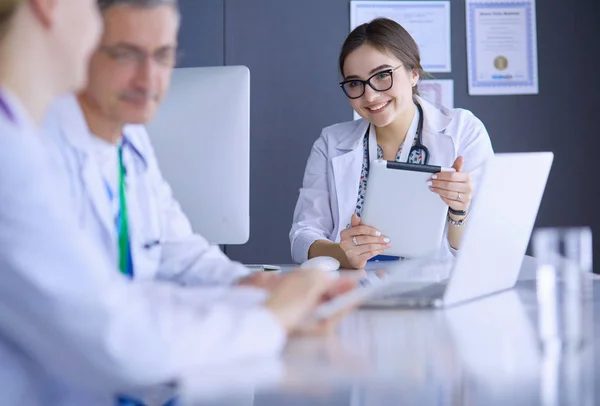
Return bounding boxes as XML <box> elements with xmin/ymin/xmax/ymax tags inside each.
<box><xmin>335</xmin><ymin>118</ymin><xmax>370</xmax><ymax>151</ymax></box>
<box><xmin>46</xmin><ymin>95</ymin><xmax>149</xmax><ymax>249</ymax></box>
<box><xmin>417</xmin><ymin>95</ymin><xmax>453</xmax><ymax>138</ymax></box>
<box><xmin>53</xmin><ymin>94</ymin><xmax>148</xmax><ymax>170</ymax></box>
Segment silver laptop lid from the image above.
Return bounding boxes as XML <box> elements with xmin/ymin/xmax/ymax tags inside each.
<box><xmin>443</xmin><ymin>152</ymin><xmax>553</xmax><ymax>306</ymax></box>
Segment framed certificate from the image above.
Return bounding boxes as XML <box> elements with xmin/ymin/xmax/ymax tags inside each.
<box><xmin>351</xmin><ymin>1</ymin><xmax>452</xmax><ymax>73</ymax></box>
<box><xmin>466</xmin><ymin>0</ymin><xmax>539</xmax><ymax>95</ymax></box>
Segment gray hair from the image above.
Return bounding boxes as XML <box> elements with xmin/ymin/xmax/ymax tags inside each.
<box><xmin>98</xmin><ymin>0</ymin><xmax>180</xmax><ymax>17</ymax></box>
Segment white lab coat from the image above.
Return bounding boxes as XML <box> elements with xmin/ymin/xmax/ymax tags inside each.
<box><xmin>43</xmin><ymin>94</ymin><xmax>249</xmax><ymax>286</ymax></box>
<box><xmin>0</xmin><ymin>90</ymin><xmax>285</xmax><ymax>405</ymax></box>
<box><xmin>290</xmin><ymin>97</ymin><xmax>494</xmax><ymax>264</ymax></box>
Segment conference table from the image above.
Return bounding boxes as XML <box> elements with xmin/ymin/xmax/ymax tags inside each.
<box><xmin>177</xmin><ymin>256</ymin><xmax>599</xmax><ymax>406</ymax></box>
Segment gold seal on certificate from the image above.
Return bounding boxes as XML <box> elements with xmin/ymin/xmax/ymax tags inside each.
<box><xmin>494</xmin><ymin>56</ymin><xmax>509</xmax><ymax>71</ymax></box>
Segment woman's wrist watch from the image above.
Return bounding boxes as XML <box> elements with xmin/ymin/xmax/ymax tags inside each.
<box><xmin>448</xmin><ymin>207</ymin><xmax>467</xmax><ymax>216</ymax></box>
<box><xmin>447</xmin><ymin>207</ymin><xmax>468</xmax><ymax>226</ymax></box>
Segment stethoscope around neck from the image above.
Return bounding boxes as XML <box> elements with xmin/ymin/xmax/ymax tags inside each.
<box><xmin>366</xmin><ymin>102</ymin><xmax>429</xmax><ymax>168</ymax></box>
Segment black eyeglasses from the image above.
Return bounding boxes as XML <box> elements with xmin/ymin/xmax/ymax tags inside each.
<box><xmin>339</xmin><ymin>65</ymin><xmax>403</xmax><ymax>99</ymax></box>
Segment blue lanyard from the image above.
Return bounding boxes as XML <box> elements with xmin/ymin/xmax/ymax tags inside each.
<box><xmin>0</xmin><ymin>92</ymin><xmax>15</xmax><ymax>123</ymax></box>
<box><xmin>117</xmin><ymin>396</ymin><xmax>178</xmax><ymax>406</ymax></box>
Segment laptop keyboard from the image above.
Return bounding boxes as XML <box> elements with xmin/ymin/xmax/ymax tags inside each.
<box><xmin>388</xmin><ymin>283</ymin><xmax>446</xmax><ymax>299</ymax></box>
<box><xmin>366</xmin><ymin>282</ymin><xmax>447</xmax><ymax>307</ymax></box>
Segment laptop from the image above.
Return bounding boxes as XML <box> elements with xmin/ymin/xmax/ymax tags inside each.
<box><xmin>312</xmin><ymin>152</ymin><xmax>554</xmax><ymax>318</ymax></box>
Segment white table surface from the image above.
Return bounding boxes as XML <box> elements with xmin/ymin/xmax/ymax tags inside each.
<box><xmin>179</xmin><ymin>256</ymin><xmax>599</xmax><ymax>406</ymax></box>
<box><xmin>261</xmin><ymin>254</ymin><xmax>541</xmax><ymax>280</ymax></box>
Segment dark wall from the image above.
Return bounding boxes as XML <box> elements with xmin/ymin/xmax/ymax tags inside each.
<box><xmin>178</xmin><ymin>0</ymin><xmax>600</xmax><ymax>267</ymax></box>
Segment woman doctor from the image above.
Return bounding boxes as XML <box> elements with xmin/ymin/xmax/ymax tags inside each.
<box><xmin>290</xmin><ymin>18</ymin><xmax>494</xmax><ymax>269</ymax></box>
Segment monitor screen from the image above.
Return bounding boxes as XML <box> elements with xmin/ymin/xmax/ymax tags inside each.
<box><xmin>146</xmin><ymin>66</ymin><xmax>250</xmax><ymax>244</ymax></box>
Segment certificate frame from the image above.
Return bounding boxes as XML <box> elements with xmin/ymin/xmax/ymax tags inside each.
<box><xmin>466</xmin><ymin>1</ymin><xmax>539</xmax><ymax>94</ymax></box>
<box><xmin>350</xmin><ymin>1</ymin><xmax>452</xmax><ymax>73</ymax></box>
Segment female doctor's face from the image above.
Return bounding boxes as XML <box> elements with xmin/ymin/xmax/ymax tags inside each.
<box><xmin>342</xmin><ymin>44</ymin><xmax>418</xmax><ymax>128</ymax></box>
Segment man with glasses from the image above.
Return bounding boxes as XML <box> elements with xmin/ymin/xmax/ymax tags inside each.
<box><xmin>45</xmin><ymin>0</ymin><xmax>265</xmax><ymax>287</ymax></box>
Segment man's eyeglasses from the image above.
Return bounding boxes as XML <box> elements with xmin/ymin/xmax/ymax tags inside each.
<box><xmin>339</xmin><ymin>65</ymin><xmax>403</xmax><ymax>99</ymax></box>
<box><xmin>99</xmin><ymin>45</ymin><xmax>180</xmax><ymax>68</ymax></box>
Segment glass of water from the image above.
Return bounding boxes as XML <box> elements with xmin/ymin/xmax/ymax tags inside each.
<box><xmin>533</xmin><ymin>227</ymin><xmax>594</xmax><ymax>406</ymax></box>
<box><xmin>532</xmin><ymin>226</ymin><xmax>593</xmax><ymax>352</ymax></box>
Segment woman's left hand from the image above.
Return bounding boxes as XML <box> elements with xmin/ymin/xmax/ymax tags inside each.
<box><xmin>428</xmin><ymin>156</ymin><xmax>472</xmax><ymax>212</ymax></box>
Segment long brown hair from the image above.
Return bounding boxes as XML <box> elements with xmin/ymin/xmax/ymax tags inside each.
<box><xmin>339</xmin><ymin>18</ymin><xmax>425</xmax><ymax>96</ymax></box>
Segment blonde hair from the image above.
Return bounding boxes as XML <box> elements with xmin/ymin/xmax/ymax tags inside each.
<box><xmin>0</xmin><ymin>0</ymin><xmax>22</xmax><ymax>37</ymax></box>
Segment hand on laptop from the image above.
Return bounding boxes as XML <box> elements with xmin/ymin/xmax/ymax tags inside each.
<box><xmin>264</xmin><ymin>269</ymin><xmax>357</xmax><ymax>335</ymax></box>
<box><xmin>339</xmin><ymin>214</ymin><xmax>391</xmax><ymax>269</ymax></box>
<box><xmin>428</xmin><ymin>156</ymin><xmax>473</xmax><ymax>213</ymax></box>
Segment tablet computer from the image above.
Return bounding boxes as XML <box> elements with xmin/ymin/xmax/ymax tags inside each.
<box><xmin>360</xmin><ymin>160</ymin><xmax>454</xmax><ymax>258</ymax></box>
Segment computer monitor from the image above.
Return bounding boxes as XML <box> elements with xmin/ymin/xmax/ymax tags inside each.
<box><xmin>146</xmin><ymin>66</ymin><xmax>250</xmax><ymax>244</ymax></box>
